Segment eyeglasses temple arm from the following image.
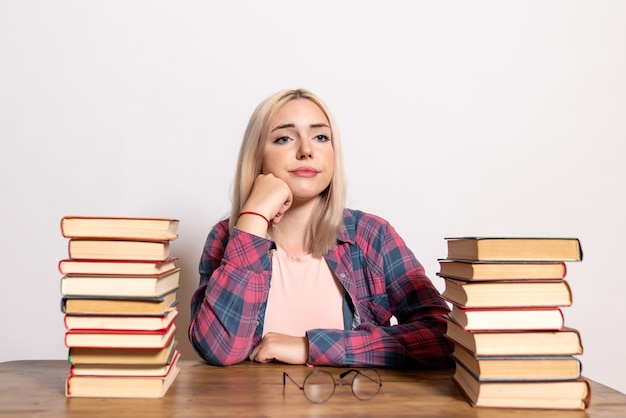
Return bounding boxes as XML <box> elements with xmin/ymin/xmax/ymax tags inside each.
<box><xmin>283</xmin><ymin>372</ymin><xmax>305</xmax><ymax>391</ymax></box>
<box><xmin>339</xmin><ymin>369</ymin><xmax>382</xmax><ymax>386</ymax></box>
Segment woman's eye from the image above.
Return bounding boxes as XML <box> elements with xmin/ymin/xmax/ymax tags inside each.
<box><xmin>273</xmin><ymin>136</ymin><xmax>291</xmax><ymax>144</ymax></box>
<box><xmin>315</xmin><ymin>134</ymin><xmax>330</xmax><ymax>142</ymax></box>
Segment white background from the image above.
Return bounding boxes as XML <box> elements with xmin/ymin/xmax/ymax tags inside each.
<box><xmin>2</xmin><ymin>1</ymin><xmax>625</xmax><ymax>394</ymax></box>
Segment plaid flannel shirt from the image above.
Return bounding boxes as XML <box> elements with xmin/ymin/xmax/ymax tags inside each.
<box><xmin>189</xmin><ymin>209</ymin><xmax>453</xmax><ymax>368</ymax></box>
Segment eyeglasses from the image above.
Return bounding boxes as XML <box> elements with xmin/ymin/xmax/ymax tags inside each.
<box><xmin>282</xmin><ymin>369</ymin><xmax>382</xmax><ymax>404</ymax></box>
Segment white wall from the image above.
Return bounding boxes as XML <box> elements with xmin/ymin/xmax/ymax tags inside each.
<box><xmin>2</xmin><ymin>0</ymin><xmax>625</xmax><ymax>394</ymax></box>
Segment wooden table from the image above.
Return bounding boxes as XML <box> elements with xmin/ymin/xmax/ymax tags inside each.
<box><xmin>1</xmin><ymin>360</ymin><xmax>625</xmax><ymax>417</ymax></box>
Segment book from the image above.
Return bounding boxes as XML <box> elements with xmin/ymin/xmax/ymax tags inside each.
<box><xmin>65</xmin><ymin>352</ymin><xmax>180</xmax><ymax>398</ymax></box>
<box><xmin>442</xmin><ymin>278</ymin><xmax>573</xmax><ymax>308</ymax></box>
<box><xmin>451</xmin><ymin>343</ymin><xmax>582</xmax><ymax>381</ymax></box>
<box><xmin>60</xmin><ymin>268</ymin><xmax>181</xmax><ymax>298</ymax></box>
<box><xmin>61</xmin><ymin>216</ymin><xmax>179</xmax><ymax>241</ymax></box>
<box><xmin>452</xmin><ymin>360</ymin><xmax>591</xmax><ymax>410</ymax></box>
<box><xmin>69</xmin><ymin>350</ymin><xmax>180</xmax><ymax>377</ymax></box>
<box><xmin>449</xmin><ymin>306</ymin><xmax>565</xmax><ymax>331</ymax></box>
<box><xmin>64</xmin><ymin>310</ymin><xmax>179</xmax><ymax>331</ymax></box>
<box><xmin>437</xmin><ymin>260</ymin><xmax>567</xmax><ymax>281</ymax></box>
<box><xmin>67</xmin><ymin>239</ymin><xmax>171</xmax><ymax>261</ymax></box>
<box><xmin>68</xmin><ymin>339</ymin><xmax>178</xmax><ymax>365</ymax></box>
<box><xmin>58</xmin><ymin>257</ymin><xmax>179</xmax><ymax>276</ymax></box>
<box><xmin>61</xmin><ymin>290</ymin><xmax>178</xmax><ymax>315</ymax></box>
<box><xmin>445</xmin><ymin>318</ymin><xmax>584</xmax><ymax>356</ymax></box>
<box><xmin>65</xmin><ymin>323</ymin><xmax>177</xmax><ymax>349</ymax></box>
<box><xmin>445</xmin><ymin>237</ymin><xmax>583</xmax><ymax>262</ymax></box>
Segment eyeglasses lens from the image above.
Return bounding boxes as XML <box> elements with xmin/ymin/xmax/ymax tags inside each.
<box><xmin>352</xmin><ymin>370</ymin><xmax>381</xmax><ymax>400</ymax></box>
<box><xmin>303</xmin><ymin>370</ymin><xmax>335</xmax><ymax>403</ymax></box>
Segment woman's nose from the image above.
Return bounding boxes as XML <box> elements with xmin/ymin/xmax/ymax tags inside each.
<box><xmin>297</xmin><ymin>138</ymin><xmax>312</xmax><ymax>159</ymax></box>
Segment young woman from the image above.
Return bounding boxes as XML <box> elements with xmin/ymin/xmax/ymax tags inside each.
<box><xmin>189</xmin><ymin>89</ymin><xmax>453</xmax><ymax>368</ymax></box>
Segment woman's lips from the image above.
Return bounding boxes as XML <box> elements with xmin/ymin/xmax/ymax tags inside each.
<box><xmin>291</xmin><ymin>167</ymin><xmax>319</xmax><ymax>177</ymax></box>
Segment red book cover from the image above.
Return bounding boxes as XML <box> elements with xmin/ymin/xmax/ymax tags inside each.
<box><xmin>64</xmin><ymin>322</ymin><xmax>177</xmax><ymax>349</ymax></box>
<box><xmin>64</xmin><ymin>310</ymin><xmax>179</xmax><ymax>332</ymax></box>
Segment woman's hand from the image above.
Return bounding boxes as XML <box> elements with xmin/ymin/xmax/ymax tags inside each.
<box><xmin>236</xmin><ymin>174</ymin><xmax>293</xmax><ymax>236</ymax></box>
<box><xmin>249</xmin><ymin>333</ymin><xmax>309</xmax><ymax>365</ymax></box>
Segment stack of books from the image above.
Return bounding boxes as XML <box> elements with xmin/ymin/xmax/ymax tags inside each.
<box><xmin>58</xmin><ymin>216</ymin><xmax>182</xmax><ymax>398</ymax></box>
<box><xmin>438</xmin><ymin>237</ymin><xmax>591</xmax><ymax>410</ymax></box>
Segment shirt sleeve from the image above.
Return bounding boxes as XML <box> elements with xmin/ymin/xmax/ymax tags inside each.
<box><xmin>306</xmin><ymin>218</ymin><xmax>454</xmax><ymax>368</ymax></box>
<box><xmin>188</xmin><ymin>223</ymin><xmax>273</xmax><ymax>366</ymax></box>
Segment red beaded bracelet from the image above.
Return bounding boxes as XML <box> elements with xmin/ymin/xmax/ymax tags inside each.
<box><xmin>237</xmin><ymin>211</ymin><xmax>271</xmax><ymax>228</ymax></box>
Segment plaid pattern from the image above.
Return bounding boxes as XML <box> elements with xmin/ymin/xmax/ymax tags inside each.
<box><xmin>189</xmin><ymin>209</ymin><xmax>453</xmax><ymax>368</ymax></box>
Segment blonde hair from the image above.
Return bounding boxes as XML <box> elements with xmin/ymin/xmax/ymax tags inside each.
<box><xmin>229</xmin><ymin>88</ymin><xmax>346</xmax><ymax>256</ymax></box>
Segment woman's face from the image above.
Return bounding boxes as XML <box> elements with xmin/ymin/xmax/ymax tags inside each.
<box><xmin>262</xmin><ymin>98</ymin><xmax>334</xmax><ymax>202</ymax></box>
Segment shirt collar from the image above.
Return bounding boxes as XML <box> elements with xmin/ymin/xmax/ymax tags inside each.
<box><xmin>336</xmin><ymin>209</ymin><xmax>356</xmax><ymax>245</ymax></box>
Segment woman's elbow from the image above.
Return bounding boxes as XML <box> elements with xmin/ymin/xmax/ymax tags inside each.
<box><xmin>188</xmin><ymin>328</ymin><xmax>249</xmax><ymax>367</ymax></box>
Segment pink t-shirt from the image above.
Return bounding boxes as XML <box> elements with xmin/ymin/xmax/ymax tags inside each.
<box><xmin>263</xmin><ymin>247</ymin><xmax>344</xmax><ymax>337</ymax></box>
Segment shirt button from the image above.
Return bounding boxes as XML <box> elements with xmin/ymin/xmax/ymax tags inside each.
<box><xmin>256</xmin><ymin>320</ymin><xmax>260</xmax><ymax>327</ymax></box>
